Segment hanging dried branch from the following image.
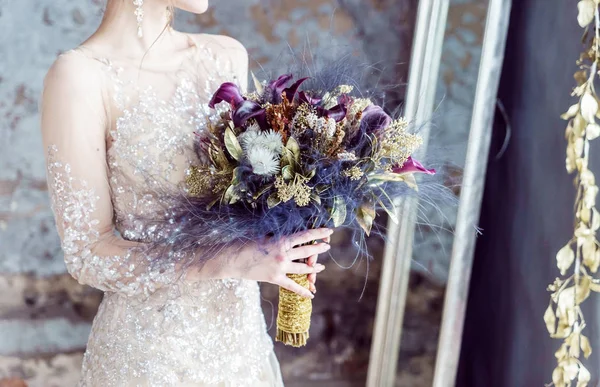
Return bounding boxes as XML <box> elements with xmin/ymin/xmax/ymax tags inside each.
<box><xmin>546</xmin><ymin>1</ymin><xmax>600</xmax><ymax>386</ymax></box>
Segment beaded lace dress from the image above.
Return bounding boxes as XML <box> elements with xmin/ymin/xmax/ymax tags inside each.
<box><xmin>40</xmin><ymin>34</ymin><xmax>283</xmax><ymax>387</ymax></box>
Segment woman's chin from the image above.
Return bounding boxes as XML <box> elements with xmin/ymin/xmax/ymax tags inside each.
<box><xmin>175</xmin><ymin>0</ymin><xmax>209</xmax><ymax>15</ymax></box>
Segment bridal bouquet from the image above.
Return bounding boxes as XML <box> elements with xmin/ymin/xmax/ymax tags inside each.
<box><xmin>168</xmin><ymin>73</ymin><xmax>434</xmax><ymax>346</ymax></box>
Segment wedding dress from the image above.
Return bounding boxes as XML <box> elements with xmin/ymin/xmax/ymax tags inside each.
<box><xmin>41</xmin><ymin>33</ymin><xmax>284</xmax><ymax>387</ymax></box>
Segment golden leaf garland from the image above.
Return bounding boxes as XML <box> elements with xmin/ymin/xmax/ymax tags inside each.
<box><xmin>547</xmin><ymin>2</ymin><xmax>600</xmax><ymax>385</ymax></box>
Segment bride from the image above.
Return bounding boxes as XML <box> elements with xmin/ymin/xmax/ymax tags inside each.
<box><xmin>40</xmin><ymin>1</ymin><xmax>332</xmax><ymax>385</ymax></box>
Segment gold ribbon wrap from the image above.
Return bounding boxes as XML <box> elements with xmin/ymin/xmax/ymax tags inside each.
<box><xmin>276</xmin><ymin>273</ymin><xmax>312</xmax><ymax>347</ymax></box>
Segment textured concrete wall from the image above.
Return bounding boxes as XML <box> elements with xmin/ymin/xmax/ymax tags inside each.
<box><xmin>0</xmin><ymin>0</ymin><xmax>484</xmax><ymax>385</ymax></box>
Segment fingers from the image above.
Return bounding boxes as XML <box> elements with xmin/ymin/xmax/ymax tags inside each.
<box><xmin>286</xmin><ymin>262</ymin><xmax>325</xmax><ymax>275</ymax></box>
<box><xmin>277</xmin><ymin>276</ymin><xmax>314</xmax><ymax>299</ymax></box>
<box><xmin>289</xmin><ymin>228</ymin><xmax>333</xmax><ymax>247</ymax></box>
<box><xmin>287</xmin><ymin>242</ymin><xmax>330</xmax><ymax>261</ymax></box>
<box><xmin>307</xmin><ymin>254</ymin><xmax>318</xmax><ymax>290</ymax></box>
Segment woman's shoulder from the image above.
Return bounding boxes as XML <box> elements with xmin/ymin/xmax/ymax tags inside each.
<box><xmin>42</xmin><ymin>48</ymin><xmax>106</xmax><ymax>117</ymax></box>
<box><xmin>44</xmin><ymin>48</ymin><xmax>104</xmax><ymax>95</ymax></box>
<box><xmin>188</xmin><ymin>33</ymin><xmax>248</xmax><ymax>68</ymax></box>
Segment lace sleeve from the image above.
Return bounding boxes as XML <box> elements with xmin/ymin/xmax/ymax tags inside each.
<box><xmin>40</xmin><ymin>53</ymin><xmax>190</xmax><ymax>297</ymax></box>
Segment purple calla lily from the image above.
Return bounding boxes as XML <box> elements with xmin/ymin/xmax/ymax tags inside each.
<box><xmin>392</xmin><ymin>157</ymin><xmax>436</xmax><ymax>175</ymax></box>
<box><xmin>263</xmin><ymin>74</ymin><xmax>294</xmax><ymax>104</ymax></box>
<box><xmin>362</xmin><ymin>106</ymin><xmax>391</xmax><ymax>135</ymax></box>
<box><xmin>299</xmin><ymin>91</ymin><xmax>322</xmax><ymax>106</ymax></box>
<box><xmin>283</xmin><ymin>77</ymin><xmax>309</xmax><ymax>102</ymax></box>
<box><xmin>268</xmin><ymin>74</ymin><xmax>294</xmax><ymax>95</ymax></box>
<box><xmin>209</xmin><ymin>82</ymin><xmax>244</xmax><ymax>109</ymax></box>
<box><xmin>324</xmin><ymin>104</ymin><xmax>347</xmax><ymax>122</ymax></box>
<box><xmin>360</xmin><ymin>105</ymin><xmax>392</xmax><ymax>134</ymax></box>
<box><xmin>232</xmin><ymin>100</ymin><xmax>267</xmax><ymax>128</ymax></box>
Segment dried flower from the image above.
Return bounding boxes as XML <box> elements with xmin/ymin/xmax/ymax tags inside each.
<box><xmin>547</xmin><ymin>2</ymin><xmax>600</xmax><ymax>385</ymax></box>
<box><xmin>275</xmin><ymin>175</ymin><xmax>312</xmax><ymax>207</ymax></box>
<box><xmin>343</xmin><ymin>166</ymin><xmax>364</xmax><ymax>180</ymax></box>
<box><xmin>241</xmin><ymin>129</ymin><xmax>283</xmax><ymax>154</ymax></box>
<box><xmin>377</xmin><ymin>118</ymin><xmax>422</xmax><ymax>166</ymax></box>
<box><xmin>337</xmin><ymin>151</ymin><xmax>357</xmax><ymax>161</ymax></box>
<box><xmin>247</xmin><ymin>147</ymin><xmax>280</xmax><ymax>176</ymax></box>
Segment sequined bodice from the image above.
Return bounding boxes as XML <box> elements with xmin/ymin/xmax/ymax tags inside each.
<box><xmin>101</xmin><ymin>49</ymin><xmax>222</xmax><ymax>241</ymax></box>
<box><xmin>41</xmin><ymin>35</ymin><xmax>282</xmax><ymax>386</ymax></box>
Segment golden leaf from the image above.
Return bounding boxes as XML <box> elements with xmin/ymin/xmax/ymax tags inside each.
<box><xmin>281</xmin><ymin>165</ymin><xmax>294</xmax><ymax>181</ymax></box>
<box><xmin>377</xmin><ymin>197</ymin><xmax>399</xmax><ymax>224</ymax></box>
<box><xmin>330</xmin><ymin>197</ymin><xmax>347</xmax><ymax>227</ymax></box>
<box><xmin>580</xmin><ymin>207</ymin><xmax>591</xmax><ymax>223</ymax></box>
<box><xmin>224</xmin><ymin>127</ymin><xmax>243</xmax><ymax>161</ymax></box>
<box><xmin>286</xmin><ymin>137</ymin><xmax>300</xmax><ymax>162</ymax></box>
<box><xmin>210</xmin><ymin>145</ymin><xmax>231</xmax><ymax>170</ymax></box>
<box><xmin>557</xmin><ymin>244</ymin><xmax>575</xmax><ymax>275</ymax></box>
<box><xmin>569</xmin><ymin>333</ymin><xmax>582</xmax><ymax>358</ymax></box>
<box><xmin>591</xmin><ymin>208</ymin><xmax>600</xmax><ymax>230</ymax></box>
<box><xmin>567</xmin><ymin>145</ymin><xmax>577</xmax><ymax>173</ymax></box>
<box><xmin>566</xmin><ymin>122</ymin><xmax>573</xmax><ymax>139</ymax></box>
<box><xmin>577</xmin><ymin>276</ymin><xmax>592</xmax><ymax>304</ymax></box>
<box><xmin>251</xmin><ymin>71</ymin><xmax>263</xmax><ymax>94</ymax></box>
<box><xmin>267</xmin><ymin>193</ymin><xmax>281</xmax><ymax>209</ymax></box>
<box><xmin>544</xmin><ymin>303</ymin><xmax>557</xmax><ymax>334</ymax></box>
<box><xmin>580</xmin><ymin>169</ymin><xmax>596</xmax><ymax>186</ymax></box>
<box><xmin>582</xmin><ymin>239</ymin><xmax>596</xmax><ymax>270</ymax></box>
<box><xmin>577</xmin><ymin>365</ymin><xmax>591</xmax><ymax>387</ymax></box>
<box><xmin>555</xmin><ymin>343</ymin><xmax>568</xmax><ymax>360</ymax></box>
<box><xmin>552</xmin><ymin>367</ymin><xmax>564</xmax><ymax>387</ymax></box>
<box><xmin>590</xmin><ymin>248</ymin><xmax>600</xmax><ymax>273</ymax></box>
<box><xmin>252</xmin><ymin>183</ymin><xmax>273</xmax><ymax>200</ymax></box>
<box><xmin>583</xmin><ymin>185</ymin><xmax>598</xmax><ymax>209</ymax></box>
<box><xmin>581</xmin><ymin>334</ymin><xmax>593</xmax><ymax>358</ymax></box>
<box><xmin>562</xmin><ymin>104</ymin><xmax>580</xmax><ymax>120</ymax></box>
<box><xmin>356</xmin><ymin>202</ymin><xmax>376</xmax><ymax>236</ymax></box>
<box><xmin>561</xmin><ymin>358</ymin><xmax>579</xmax><ymax>381</ymax></box>
<box><xmin>587</xmin><ymin>122</ymin><xmax>600</xmax><ymax>139</ymax></box>
<box><xmin>574</xmin><ymin>114</ymin><xmax>586</xmax><ymax>136</ymax></box>
<box><xmin>310</xmin><ymin>193</ymin><xmax>321</xmax><ymax>205</ymax></box>
<box><xmin>555</xmin><ymin>321</ymin><xmax>573</xmax><ymax>339</ymax></box>
<box><xmin>223</xmin><ymin>184</ymin><xmax>240</xmax><ymax>205</ymax></box>
<box><xmin>575</xmin><ymin>137</ymin><xmax>585</xmax><ymax>157</ymax></box>
<box><xmin>581</xmin><ymin>92</ymin><xmax>598</xmax><ymax>122</ymax></box>
<box><xmin>578</xmin><ymin>0</ymin><xmax>595</xmax><ymax>27</ymax></box>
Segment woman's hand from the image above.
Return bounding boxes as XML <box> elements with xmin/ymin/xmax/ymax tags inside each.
<box><xmin>307</xmin><ymin>234</ymin><xmax>331</xmax><ymax>294</ymax></box>
<box><xmin>229</xmin><ymin>228</ymin><xmax>333</xmax><ymax>298</ymax></box>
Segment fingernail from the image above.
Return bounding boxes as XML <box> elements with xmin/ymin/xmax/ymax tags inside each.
<box><xmin>328</xmin><ymin>229</ymin><xmax>334</xmax><ymax>235</ymax></box>
<box><xmin>316</xmin><ymin>264</ymin><xmax>325</xmax><ymax>271</ymax></box>
<box><xmin>308</xmin><ymin>293</ymin><xmax>314</xmax><ymax>299</ymax></box>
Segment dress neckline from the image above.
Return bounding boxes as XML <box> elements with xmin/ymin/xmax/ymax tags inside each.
<box><xmin>73</xmin><ymin>33</ymin><xmax>201</xmax><ymax>74</ymax></box>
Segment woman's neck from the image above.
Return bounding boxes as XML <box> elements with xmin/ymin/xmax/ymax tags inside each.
<box><xmin>85</xmin><ymin>0</ymin><xmax>185</xmax><ymax>59</ymax></box>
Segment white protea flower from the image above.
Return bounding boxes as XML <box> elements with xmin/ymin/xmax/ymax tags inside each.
<box><xmin>260</xmin><ymin>130</ymin><xmax>284</xmax><ymax>153</ymax></box>
<box><xmin>240</xmin><ymin>131</ymin><xmax>260</xmax><ymax>150</ymax></box>
<box><xmin>247</xmin><ymin>146</ymin><xmax>280</xmax><ymax>175</ymax></box>
<box><xmin>246</xmin><ymin>122</ymin><xmax>261</xmax><ymax>133</ymax></box>
<box><xmin>241</xmin><ymin>129</ymin><xmax>283</xmax><ymax>154</ymax></box>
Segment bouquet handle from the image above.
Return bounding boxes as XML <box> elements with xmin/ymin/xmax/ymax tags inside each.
<box><xmin>276</xmin><ymin>268</ymin><xmax>313</xmax><ymax>347</ymax></box>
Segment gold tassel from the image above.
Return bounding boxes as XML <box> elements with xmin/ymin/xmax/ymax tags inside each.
<box><xmin>276</xmin><ymin>273</ymin><xmax>312</xmax><ymax>347</ymax></box>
